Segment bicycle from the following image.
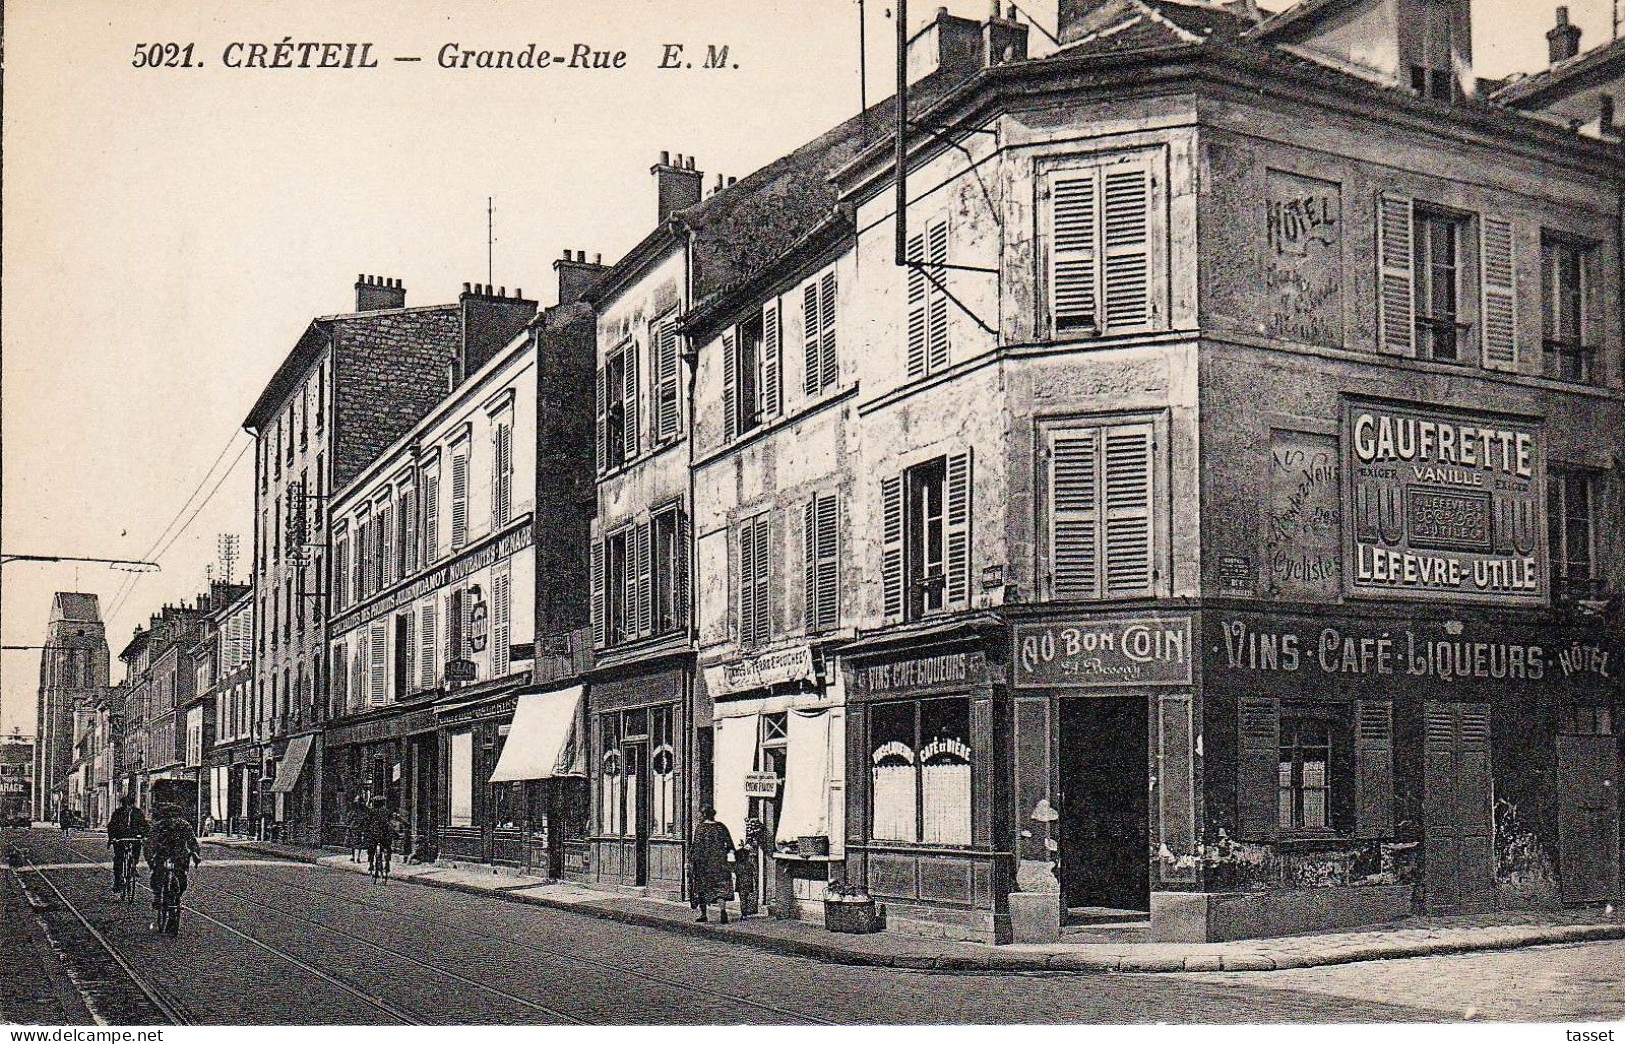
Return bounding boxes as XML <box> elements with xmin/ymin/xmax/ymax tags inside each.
<box><xmin>368</xmin><ymin>840</ymin><xmax>392</xmax><ymax>882</ymax></box>
<box><xmin>151</xmin><ymin>856</ymin><xmax>192</xmax><ymax>935</ymax></box>
<box><xmin>111</xmin><ymin>839</ymin><xmax>142</xmax><ymax>902</ymax></box>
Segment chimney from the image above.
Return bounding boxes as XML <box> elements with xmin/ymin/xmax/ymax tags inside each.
<box><xmin>354</xmin><ymin>274</ymin><xmax>406</xmax><ymax>312</ymax></box>
<box><xmin>651</xmin><ymin>151</ymin><xmax>704</xmax><ymax>223</ymax></box>
<box><xmin>459</xmin><ymin>280</ymin><xmax>539</xmax><ymax>375</ymax></box>
<box><xmin>1548</xmin><ymin>7</ymin><xmax>1582</xmax><ymax>64</ymax></box>
<box><xmin>907</xmin><ymin>7</ymin><xmax>985</xmax><ymax>85</ymax></box>
<box><xmin>984</xmin><ymin>2</ymin><xmax>1028</xmax><ymax>66</ymax></box>
<box><xmin>554</xmin><ymin>248</ymin><xmax>609</xmax><ymax>306</ymax></box>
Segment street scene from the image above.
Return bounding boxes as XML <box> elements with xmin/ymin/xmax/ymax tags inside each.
<box><xmin>3</xmin><ymin>0</ymin><xmax>1623</xmax><ymax>1031</ymax></box>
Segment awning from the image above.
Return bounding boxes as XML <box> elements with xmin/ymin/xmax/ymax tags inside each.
<box><xmin>776</xmin><ymin>709</ymin><xmax>833</xmax><ymax>845</ymax></box>
<box><xmin>268</xmin><ymin>734</ymin><xmax>314</xmax><ymax>793</ymax></box>
<box><xmin>712</xmin><ymin>714</ymin><xmax>760</xmax><ymax>842</ymax></box>
<box><xmin>487</xmin><ymin>685</ymin><xmax>586</xmax><ymax>783</ymax></box>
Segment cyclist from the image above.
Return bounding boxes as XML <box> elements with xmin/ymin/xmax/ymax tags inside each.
<box><xmin>107</xmin><ymin>792</ymin><xmax>148</xmax><ymax>897</ymax></box>
<box><xmin>145</xmin><ymin>802</ymin><xmax>201</xmax><ymax>931</ymax></box>
<box><xmin>363</xmin><ymin>797</ymin><xmax>394</xmax><ymax>879</ymax></box>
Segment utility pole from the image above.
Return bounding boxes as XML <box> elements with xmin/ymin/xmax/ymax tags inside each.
<box><xmin>487</xmin><ymin>196</ymin><xmax>495</xmax><ymax>286</ymax></box>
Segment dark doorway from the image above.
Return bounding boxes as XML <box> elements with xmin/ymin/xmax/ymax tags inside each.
<box><xmin>1422</xmin><ymin>701</ymin><xmax>1494</xmax><ymax>913</ymax></box>
<box><xmin>1557</xmin><ymin>732</ymin><xmax>1620</xmax><ymax>904</ymax></box>
<box><xmin>624</xmin><ymin>742</ymin><xmax>651</xmax><ymax>886</ymax></box>
<box><xmin>1059</xmin><ymin>696</ymin><xmax>1150</xmax><ymax>913</ymax></box>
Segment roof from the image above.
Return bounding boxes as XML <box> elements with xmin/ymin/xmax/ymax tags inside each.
<box><xmin>1248</xmin><ymin>0</ymin><xmax>1355</xmax><ymax>39</ymax></box>
<box><xmin>1055</xmin><ymin>0</ymin><xmax>1254</xmax><ymax>54</ymax></box>
<box><xmin>50</xmin><ymin>592</ymin><xmax>102</xmax><ymax>624</ymax></box>
<box><xmin>1492</xmin><ymin>35</ymin><xmax>1625</xmax><ymax>107</ymax></box>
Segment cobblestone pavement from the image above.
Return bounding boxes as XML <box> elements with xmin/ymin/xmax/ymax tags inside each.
<box><xmin>5</xmin><ymin>829</ymin><xmax>1616</xmax><ymax>1025</ymax></box>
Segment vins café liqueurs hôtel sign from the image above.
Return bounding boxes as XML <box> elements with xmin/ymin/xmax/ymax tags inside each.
<box><xmin>1345</xmin><ymin>400</ymin><xmax>1544</xmax><ymax>605</ymax></box>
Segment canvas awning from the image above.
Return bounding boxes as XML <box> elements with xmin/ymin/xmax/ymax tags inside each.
<box><xmin>776</xmin><ymin>709</ymin><xmax>833</xmax><ymax>845</ymax></box>
<box><xmin>487</xmin><ymin>685</ymin><xmax>586</xmax><ymax>783</ymax></box>
<box><xmin>268</xmin><ymin>734</ymin><xmax>314</xmax><ymax>794</ymax></box>
<box><xmin>711</xmin><ymin>713</ymin><xmax>760</xmax><ymax>842</ymax></box>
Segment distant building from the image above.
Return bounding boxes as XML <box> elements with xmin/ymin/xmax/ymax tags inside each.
<box><xmin>1</xmin><ymin>731</ymin><xmax>35</xmax><ymax>824</ymax></box>
<box><xmin>1492</xmin><ymin>6</ymin><xmax>1623</xmax><ymax>141</ymax></box>
<box><xmin>116</xmin><ymin>601</ymin><xmax>208</xmax><ymax>810</ymax></box>
<box><xmin>33</xmin><ymin>592</ymin><xmax>109</xmax><ymax>821</ymax></box>
<box><xmin>201</xmin><ymin>587</ymin><xmax>256</xmax><ymax>834</ymax></box>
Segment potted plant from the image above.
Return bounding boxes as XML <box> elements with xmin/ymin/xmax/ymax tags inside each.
<box><xmin>823</xmin><ymin>878</ymin><xmax>885</xmax><ymax>934</ymax></box>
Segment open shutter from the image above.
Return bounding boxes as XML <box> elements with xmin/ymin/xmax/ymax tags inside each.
<box><xmin>1050</xmin><ymin>172</ymin><xmax>1098</xmax><ymax>333</ymax></box>
<box><xmin>816</xmin><ymin>493</ymin><xmax>839</xmax><ymax>631</ymax></box>
<box><xmin>762</xmin><ymin>301</ymin><xmax>782</xmax><ymax>419</ymax></box>
<box><xmin>420</xmin><ymin>602</ymin><xmax>438</xmax><ymax>689</ymax></box>
<box><xmin>675</xmin><ymin>510</ymin><xmax>690</xmax><ymax>630</ymax></box>
<box><xmin>804</xmin><ymin>282</ymin><xmax>822</xmax><ymax>395</ymax></box>
<box><xmin>753</xmin><ymin>516</ymin><xmax>771</xmax><ymax>646</ymax></box>
<box><xmin>804</xmin><ymin>498</ymin><xmax>818</xmax><ymax>630</ymax></box>
<box><xmin>881</xmin><ymin>475</ymin><xmax>904</xmax><ymax>621</ymax></box>
<box><xmin>424</xmin><ymin>472</ymin><xmax>439</xmax><ymax>564</ymax></box>
<box><xmin>595</xmin><ymin>365</ymin><xmax>608</xmax><ymax>471</ymax></box>
<box><xmin>622</xmin><ymin>342</ymin><xmax>639</xmax><ymax>462</ymax></box>
<box><xmin>492</xmin><ymin>570</ymin><xmax>511</xmax><ymax>677</ymax></box>
<box><xmin>945</xmin><ymin>450</ymin><xmax>973</xmax><ymax>608</ymax></box>
<box><xmin>722</xmin><ymin>330</ymin><xmax>738</xmax><ymax>441</ymax></box>
<box><xmin>1102</xmin><ymin>164</ymin><xmax>1151</xmax><ymax>330</ymax></box>
<box><xmin>906</xmin><ymin>233</ymin><xmax>927</xmax><ymax>378</ymax></box>
<box><xmin>403</xmin><ymin>609</ymin><xmax>416</xmax><ymax>694</ymax></box>
<box><xmin>495</xmin><ymin>422</ymin><xmax>513</xmax><ymax>525</ymax></box>
<box><xmin>926</xmin><ymin>219</ymin><xmax>950</xmax><ymax>373</ymax></box>
<box><xmin>1377</xmin><ymin>194</ymin><xmax>1415</xmax><ymax>356</ymax></box>
<box><xmin>1480</xmin><ymin>216</ymin><xmax>1517</xmax><ymax>371</ymax></box>
<box><xmin>1355</xmin><ymin>700</ymin><xmax>1395</xmax><ymax>838</ymax></box>
<box><xmin>635</xmin><ymin>521</ymin><xmax>652</xmax><ymax>639</ymax></box>
<box><xmin>738</xmin><ymin>521</ymin><xmax>756</xmax><ymax>645</ymax></box>
<box><xmin>819</xmin><ymin>271</ymin><xmax>838</xmax><ymax>390</ymax></box>
<box><xmin>1102</xmin><ymin>423</ymin><xmax>1154</xmax><ymax>596</ymax></box>
<box><xmin>1237</xmin><ymin>697</ymin><xmax>1280</xmax><ymax>840</ymax></box>
<box><xmin>654</xmin><ymin>320</ymin><xmax>679</xmax><ymax>441</ymax></box>
<box><xmin>590</xmin><ymin>539</ymin><xmax>605</xmax><ymax>647</ymax></box>
<box><xmin>1051</xmin><ymin>429</ymin><xmax>1100</xmax><ymax>599</ymax></box>
<box><xmin>369</xmin><ymin>623</ymin><xmax>387</xmax><ymax>706</ymax></box>
<box><xmin>451</xmin><ymin>452</ymin><xmax>468</xmax><ymax>549</ymax></box>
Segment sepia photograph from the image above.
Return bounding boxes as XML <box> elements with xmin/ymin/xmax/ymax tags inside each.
<box><xmin>1</xmin><ymin>0</ymin><xmax>1622</xmax><ymax>1033</ymax></box>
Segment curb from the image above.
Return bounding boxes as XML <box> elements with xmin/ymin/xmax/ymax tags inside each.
<box><xmin>215</xmin><ymin>840</ymin><xmax>1625</xmax><ymax>974</ymax></box>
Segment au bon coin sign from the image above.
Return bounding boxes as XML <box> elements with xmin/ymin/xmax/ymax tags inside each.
<box><xmin>1014</xmin><ymin>615</ymin><xmax>1193</xmax><ymax>688</ymax></box>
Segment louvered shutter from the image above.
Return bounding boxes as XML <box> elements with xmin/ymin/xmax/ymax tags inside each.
<box><xmin>881</xmin><ymin>475</ymin><xmax>905</xmax><ymax>621</ymax></box>
<box><xmin>493</xmin><ymin>422</ymin><xmax>512</xmax><ymax>526</ymax></box>
<box><xmin>653</xmin><ymin>320</ymin><xmax>680</xmax><ymax>442</ymax></box>
<box><xmin>753</xmin><ymin>516</ymin><xmax>771</xmax><ymax>646</ymax></box>
<box><xmin>722</xmin><ymin>330</ymin><xmax>738</xmax><ymax>440</ymax></box>
<box><xmin>1050</xmin><ymin>172</ymin><xmax>1098</xmax><ymax>333</ymax></box>
<box><xmin>815</xmin><ymin>493</ymin><xmax>839</xmax><ymax>632</ymax></box>
<box><xmin>762</xmin><ymin>301</ymin><xmax>782</xmax><ymax>419</ymax></box>
<box><xmin>595</xmin><ymin>365</ymin><xmax>608</xmax><ymax>471</ymax></box>
<box><xmin>1103</xmin><ymin>165</ymin><xmax>1151</xmax><ymax>330</ymax></box>
<box><xmin>402</xmin><ymin>609</ymin><xmax>416</xmax><ymax>696</ymax></box>
<box><xmin>675</xmin><ymin>510</ymin><xmax>690</xmax><ymax>630</ymax></box>
<box><xmin>635</xmin><ymin>521</ymin><xmax>652</xmax><ymax>638</ymax></box>
<box><xmin>424</xmin><ymin>472</ymin><xmax>439</xmax><ymax>564</ymax></box>
<box><xmin>332</xmin><ymin>642</ymin><xmax>347</xmax><ymax>709</ymax></box>
<box><xmin>1102</xmin><ymin>424</ymin><xmax>1154</xmax><ymax>596</ymax></box>
<box><xmin>492</xmin><ymin>570</ymin><xmax>511</xmax><ymax>678</ymax></box>
<box><xmin>738</xmin><ymin>521</ymin><xmax>756</xmax><ymax>645</ymax></box>
<box><xmin>378</xmin><ymin>502</ymin><xmax>394</xmax><ymax>586</ymax></box>
<box><xmin>945</xmin><ymin>450</ymin><xmax>973</xmax><ymax>608</ymax></box>
<box><xmin>1355</xmin><ymin>700</ymin><xmax>1395</xmax><ymax>838</ymax></box>
<box><xmin>1237</xmin><ymin>697</ymin><xmax>1280</xmax><ymax>840</ymax></box>
<box><xmin>906</xmin><ymin>233</ymin><xmax>928</xmax><ymax>378</ymax></box>
<box><xmin>420</xmin><ymin>602</ymin><xmax>437</xmax><ymax>689</ymax></box>
<box><xmin>926</xmin><ymin>219</ymin><xmax>950</xmax><ymax>373</ymax></box>
<box><xmin>819</xmin><ymin>270</ymin><xmax>838</xmax><ymax>390</ymax></box>
<box><xmin>804</xmin><ymin>498</ymin><xmax>818</xmax><ymax>630</ymax></box>
<box><xmin>590</xmin><ymin>539</ymin><xmax>605</xmax><ymax>648</ymax></box>
<box><xmin>369</xmin><ymin>623</ymin><xmax>387</xmax><ymax>707</ymax></box>
<box><xmin>451</xmin><ymin>452</ymin><xmax>468</xmax><ymax>549</ymax></box>
<box><xmin>804</xmin><ymin>282</ymin><xmax>822</xmax><ymax>395</ymax></box>
<box><xmin>446</xmin><ymin>590</ymin><xmax>462</xmax><ymax>661</ymax></box>
<box><xmin>622</xmin><ymin>342</ymin><xmax>639</xmax><ymax>462</ymax></box>
<box><xmin>1377</xmin><ymin>194</ymin><xmax>1415</xmax><ymax>355</ymax></box>
<box><xmin>1051</xmin><ymin>429</ymin><xmax>1099</xmax><ymax>599</ymax></box>
<box><xmin>1480</xmin><ymin>216</ymin><xmax>1517</xmax><ymax>371</ymax></box>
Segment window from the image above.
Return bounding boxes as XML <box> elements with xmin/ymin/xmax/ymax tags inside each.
<box><xmin>331</xmin><ymin>642</ymin><xmax>348</xmax><ymax>713</ymax></box>
<box><xmin>273</xmin><ymin>495</ymin><xmax>282</xmax><ymax>566</ymax></box>
<box><xmin>1413</xmin><ymin>208</ymin><xmax>1463</xmax><ymax>361</ymax></box>
<box><xmin>597</xmin><ymin>342</ymin><xmax>637</xmax><ymax>471</ymax></box>
<box><xmin>906</xmin><ymin>460</ymin><xmax>945</xmax><ymax>619</ymax></box>
<box><xmin>598</xmin><ymin>529</ymin><xmax>630</xmax><ymax>646</ymax></box>
<box><xmin>1561</xmin><ymin>704</ymin><xmax>1613</xmax><ymax>735</ymax></box>
<box><xmin>353</xmin><ymin>505</ymin><xmax>370</xmax><ymax>602</ymax></box>
<box><xmin>651</xmin><ymin>706</ymin><xmax>677</xmax><ymax>837</ymax></box>
<box><xmin>906</xmin><ymin>218</ymin><xmax>950</xmax><ymax>377</ymax></box>
<box><xmin>273</xmin><ymin>421</ymin><xmax>282</xmax><ymax>479</ymax></box>
<box><xmin>450</xmin><ymin>730</ymin><xmax>473</xmax><ymax>827</ymax></box>
<box><xmin>1046</xmin><ymin>155</ymin><xmax>1158</xmax><ymax>338</ymax></box>
<box><xmin>1046</xmin><ymin>421</ymin><xmax>1156</xmax><ymax>600</ymax></box>
<box><xmin>652</xmin><ymin>315</ymin><xmax>682</xmax><ymax>443</ymax></box>
<box><xmin>593</xmin><ymin>510</ymin><xmax>686</xmax><ymax>649</ymax></box>
<box><xmin>299</xmin><ymin>388</ymin><xmax>309</xmax><ymax>451</ymax></box>
<box><xmin>450</xmin><ymin>443</ymin><xmax>469</xmax><ymax>550</ymax></box>
<box><xmin>285</xmin><ymin>407</ymin><xmax>295</xmax><ymax>466</ymax></box>
<box><xmin>1239</xmin><ymin>698</ymin><xmax>1388</xmax><ymax>839</ymax></box>
<box><xmin>491</xmin><ymin>416</ymin><xmax>513</xmax><ymax>528</ymax></box>
<box><xmin>397</xmin><ymin>482</ymin><xmax>416</xmax><ymax>579</ymax></box>
<box><xmin>1543</xmin><ymin>236</ymin><xmax>1598</xmax><ymax>383</ymax></box>
<box><xmin>882</xmin><ymin>452</ymin><xmax>972</xmax><ymax>622</ymax></box>
<box><xmin>1278</xmin><ymin>714</ymin><xmax>1333</xmax><ymax>830</ymax></box>
<box><xmin>313</xmin><ymin>361</ymin><xmax>325</xmax><ymax>436</ymax></box>
<box><xmin>332</xmin><ymin>526</ymin><xmax>350</xmax><ymax>612</ymax></box>
<box><xmin>869</xmin><ymin>697</ymin><xmax>971</xmax><ymax>846</ymax></box>
<box><xmin>737</xmin><ymin>512</ymin><xmax>771</xmax><ymax>648</ymax></box>
<box><xmin>1548</xmin><ymin>468</ymin><xmax>1596</xmax><ymax>585</ymax></box>
<box><xmin>651</xmin><ymin>507</ymin><xmax>686</xmax><ymax>636</ymax></box>
<box><xmin>599</xmin><ymin>713</ymin><xmax>625</xmax><ymax>836</ymax></box>
<box><xmin>803</xmin><ymin>270</ymin><xmax>838</xmax><ymax>395</ymax></box>
<box><xmin>724</xmin><ymin>316</ymin><xmax>763</xmax><ymax>439</ymax></box>
<box><xmin>804</xmin><ymin>492</ymin><xmax>839</xmax><ymax>633</ymax></box>
<box><xmin>393</xmin><ymin>612</ymin><xmax>413</xmax><ymax>698</ymax></box>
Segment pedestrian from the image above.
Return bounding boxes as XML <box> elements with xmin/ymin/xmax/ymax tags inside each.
<box><xmin>689</xmin><ymin>806</ymin><xmax>735</xmax><ymax>924</ymax></box>
<box><xmin>59</xmin><ymin>803</ymin><xmax>73</xmax><ymax>839</ymax></box>
<box><xmin>346</xmin><ymin>795</ymin><xmax>367</xmax><ymax>862</ymax></box>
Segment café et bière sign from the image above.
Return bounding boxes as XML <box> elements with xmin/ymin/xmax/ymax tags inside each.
<box><xmin>1344</xmin><ymin>400</ymin><xmax>1544</xmax><ymax>605</ymax></box>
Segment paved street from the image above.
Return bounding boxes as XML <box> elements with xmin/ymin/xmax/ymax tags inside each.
<box><xmin>3</xmin><ymin>828</ymin><xmax>1621</xmax><ymax>1025</ymax></box>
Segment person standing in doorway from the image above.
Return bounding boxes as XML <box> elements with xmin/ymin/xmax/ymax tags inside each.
<box><xmin>690</xmin><ymin>806</ymin><xmax>735</xmax><ymax>924</ymax></box>
<box><xmin>346</xmin><ymin>795</ymin><xmax>367</xmax><ymax>862</ymax></box>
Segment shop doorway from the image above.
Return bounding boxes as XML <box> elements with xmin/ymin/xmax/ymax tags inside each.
<box><xmin>1059</xmin><ymin>696</ymin><xmax>1150</xmax><ymax>915</ymax></box>
<box><xmin>1556</xmin><ymin>726</ymin><xmax>1619</xmax><ymax>904</ymax></box>
<box><xmin>1422</xmin><ymin>701</ymin><xmax>1494</xmax><ymax>913</ymax></box>
<box><xmin>624</xmin><ymin>741</ymin><xmax>651</xmax><ymax>887</ymax></box>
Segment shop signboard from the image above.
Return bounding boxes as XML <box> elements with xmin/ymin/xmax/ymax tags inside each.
<box><xmin>1014</xmin><ymin>615</ymin><xmax>1193</xmax><ymax>688</ymax></box>
<box><xmin>1344</xmin><ymin>400</ymin><xmax>1545</xmax><ymax>605</ymax></box>
<box><xmin>743</xmin><ymin>771</ymin><xmax>779</xmax><ymax>798</ymax></box>
<box><xmin>706</xmin><ymin>646</ymin><xmax>816</xmax><ymax>697</ymax></box>
<box><xmin>847</xmin><ymin>649</ymin><xmax>988</xmax><ymax>696</ymax></box>
<box><xmin>445</xmin><ymin>659</ymin><xmax>477</xmax><ymax>683</ymax></box>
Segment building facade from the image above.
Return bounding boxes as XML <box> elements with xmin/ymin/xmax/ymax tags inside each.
<box><xmin>0</xmin><ymin>731</ymin><xmax>34</xmax><ymax>825</ymax></box>
<box><xmin>33</xmin><ymin>593</ymin><xmax>110</xmax><ymax>820</ymax></box>
<box><xmin>204</xmin><ymin>588</ymin><xmax>257</xmax><ymax>834</ymax></box>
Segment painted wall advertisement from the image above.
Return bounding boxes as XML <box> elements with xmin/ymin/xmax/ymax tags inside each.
<box><xmin>1266</xmin><ymin>170</ymin><xmax>1343</xmax><ymax>348</ymax></box>
<box><xmin>1344</xmin><ymin>400</ymin><xmax>1545</xmax><ymax>605</ymax></box>
<box><xmin>1267</xmin><ymin>430</ymin><xmax>1341</xmax><ymax>598</ymax></box>
<box><xmin>1014</xmin><ymin>615</ymin><xmax>1193</xmax><ymax>688</ymax></box>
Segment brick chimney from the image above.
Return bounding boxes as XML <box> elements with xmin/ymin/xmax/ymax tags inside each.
<box><xmin>651</xmin><ymin>151</ymin><xmax>704</xmax><ymax>223</ymax></box>
<box><xmin>554</xmin><ymin>249</ymin><xmax>607</xmax><ymax>306</ymax></box>
<box><xmin>459</xmin><ymin>282</ymin><xmax>539</xmax><ymax>376</ymax></box>
<box><xmin>906</xmin><ymin>7</ymin><xmax>985</xmax><ymax>85</ymax></box>
<box><xmin>984</xmin><ymin>2</ymin><xmax>1029</xmax><ymax>66</ymax></box>
<box><xmin>354</xmin><ymin>274</ymin><xmax>406</xmax><ymax>311</ymax></box>
<box><xmin>1548</xmin><ymin>6</ymin><xmax>1582</xmax><ymax>64</ymax></box>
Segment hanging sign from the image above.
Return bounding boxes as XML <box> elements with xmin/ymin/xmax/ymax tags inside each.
<box><xmin>444</xmin><ymin>659</ymin><xmax>477</xmax><ymax>683</ymax></box>
<box><xmin>743</xmin><ymin>772</ymin><xmax>779</xmax><ymax>798</ymax></box>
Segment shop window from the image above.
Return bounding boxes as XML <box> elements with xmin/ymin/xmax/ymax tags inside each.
<box><xmin>1241</xmin><ymin>699</ymin><xmax>1384</xmax><ymax>839</ymax></box>
<box><xmin>599</xmin><ymin>714</ymin><xmax>624</xmax><ymax>836</ymax></box>
<box><xmin>450</xmin><ymin>730</ymin><xmax>473</xmax><ymax>828</ymax></box>
<box><xmin>1543</xmin><ymin>235</ymin><xmax>1599</xmax><ymax>384</ymax></box>
<box><xmin>1276</xmin><ymin>706</ymin><xmax>1352</xmax><ymax>834</ymax></box>
<box><xmin>869</xmin><ymin>697</ymin><xmax>972</xmax><ymax>846</ymax></box>
<box><xmin>1548</xmin><ymin>468</ymin><xmax>1597</xmax><ymax>588</ymax></box>
<box><xmin>652</xmin><ymin>706</ymin><xmax>677</xmax><ymax>837</ymax></box>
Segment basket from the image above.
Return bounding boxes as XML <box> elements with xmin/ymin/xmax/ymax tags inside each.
<box><xmin>796</xmin><ymin>834</ymin><xmax>830</xmax><ymax>857</ymax></box>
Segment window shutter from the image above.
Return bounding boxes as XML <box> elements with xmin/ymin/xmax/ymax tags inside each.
<box><xmin>753</xmin><ymin>515</ymin><xmax>771</xmax><ymax>646</ymax></box>
<box><xmin>1354</xmin><ymin>700</ymin><xmax>1394</xmax><ymax>838</ymax></box>
<box><xmin>402</xmin><ymin>609</ymin><xmax>416</xmax><ymax>696</ymax></box>
<box><xmin>926</xmin><ymin>219</ymin><xmax>950</xmax><ymax>374</ymax></box>
<box><xmin>819</xmin><ymin>270</ymin><xmax>838</xmax><ymax>390</ymax></box>
<box><xmin>652</xmin><ymin>319</ymin><xmax>680</xmax><ymax>442</ymax></box>
<box><xmin>1480</xmin><ymin>216</ymin><xmax>1517</xmax><ymax>371</ymax></box>
<box><xmin>722</xmin><ymin>330</ymin><xmax>738</xmax><ymax>440</ymax></box>
<box><xmin>1050</xmin><ymin>429</ymin><xmax>1100</xmax><ymax>599</ymax></box>
<box><xmin>1237</xmin><ymin>697</ymin><xmax>1280</xmax><ymax>840</ymax></box>
<box><xmin>493</xmin><ymin>422</ymin><xmax>512</xmax><ymax>525</ymax></box>
<box><xmin>351</xmin><ymin>634</ymin><xmax>365</xmax><ymax>709</ymax></box>
<box><xmin>590</xmin><ymin>539</ymin><xmax>605</xmax><ymax>648</ymax></box>
<box><xmin>1102</xmin><ymin>424</ymin><xmax>1154</xmax><ymax>596</ymax></box>
<box><xmin>804</xmin><ymin>498</ymin><xmax>818</xmax><ymax>630</ymax></box>
<box><xmin>675</xmin><ymin>510</ymin><xmax>690</xmax><ymax>630</ymax></box>
<box><xmin>595</xmin><ymin>365</ymin><xmax>608</xmax><ymax>471</ymax></box>
<box><xmin>451</xmin><ymin>452</ymin><xmax>468</xmax><ymax>549</ymax></box>
<box><xmin>906</xmin><ymin>233</ymin><xmax>927</xmax><ymax>378</ymax></box>
<box><xmin>378</xmin><ymin>503</ymin><xmax>394</xmax><ymax>586</ymax></box>
<box><xmin>1377</xmin><ymin>193</ymin><xmax>1415</xmax><ymax>356</ymax></box>
<box><xmin>881</xmin><ymin>475</ymin><xmax>905</xmax><ymax>621</ymax></box>
<box><xmin>424</xmin><ymin>473</ymin><xmax>439</xmax><ymax>564</ymax></box>
<box><xmin>1103</xmin><ymin>165</ymin><xmax>1151</xmax><ymax>329</ymax></box>
<box><xmin>762</xmin><ymin>301</ymin><xmax>782</xmax><ymax>420</ymax></box>
<box><xmin>446</xmin><ymin>590</ymin><xmax>462</xmax><ymax>661</ymax></box>
<box><xmin>804</xmin><ymin>282</ymin><xmax>822</xmax><ymax>396</ymax></box>
<box><xmin>738</xmin><ymin>521</ymin><xmax>756</xmax><ymax>645</ymax></box>
<box><xmin>420</xmin><ymin>602</ymin><xmax>438</xmax><ymax>689</ymax></box>
<box><xmin>622</xmin><ymin>342</ymin><xmax>639</xmax><ymax>462</ymax></box>
<box><xmin>492</xmin><ymin>570</ymin><xmax>511</xmax><ymax>678</ymax></box>
<box><xmin>815</xmin><ymin>492</ymin><xmax>839</xmax><ymax>632</ymax></box>
<box><xmin>635</xmin><ymin>521</ymin><xmax>652</xmax><ymax>639</ymax></box>
<box><xmin>1050</xmin><ymin>173</ymin><xmax>1098</xmax><ymax>333</ymax></box>
<box><xmin>945</xmin><ymin>450</ymin><xmax>973</xmax><ymax>608</ymax></box>
<box><xmin>369</xmin><ymin>624</ymin><xmax>387</xmax><ymax>707</ymax></box>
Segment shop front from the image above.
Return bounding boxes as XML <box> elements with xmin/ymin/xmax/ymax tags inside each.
<box><xmin>704</xmin><ymin>644</ymin><xmax>845</xmax><ymax>920</ymax></box>
<box><xmin>323</xmin><ymin>705</ymin><xmax>438</xmax><ymax>854</ymax></box>
<box><xmin>582</xmin><ymin>660</ymin><xmax>690</xmax><ymax>900</ymax></box>
<box><xmin>841</xmin><ymin>619</ymin><xmax>1011</xmax><ymax>944</ymax></box>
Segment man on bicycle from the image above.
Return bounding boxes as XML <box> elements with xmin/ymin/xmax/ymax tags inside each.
<box><xmin>107</xmin><ymin>792</ymin><xmax>148</xmax><ymax>897</ymax></box>
<box><xmin>145</xmin><ymin>802</ymin><xmax>200</xmax><ymax>930</ymax></box>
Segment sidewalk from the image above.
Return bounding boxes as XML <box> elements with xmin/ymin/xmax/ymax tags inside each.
<box><xmin>209</xmin><ymin>836</ymin><xmax>1625</xmax><ymax>973</ymax></box>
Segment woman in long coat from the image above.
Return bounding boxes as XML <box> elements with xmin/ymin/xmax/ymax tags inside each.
<box><xmin>690</xmin><ymin>806</ymin><xmax>736</xmax><ymax>924</ymax></box>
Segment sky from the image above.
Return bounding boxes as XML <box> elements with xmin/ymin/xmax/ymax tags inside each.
<box><xmin>1</xmin><ymin>0</ymin><xmax>1617</xmax><ymax>737</ymax></box>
